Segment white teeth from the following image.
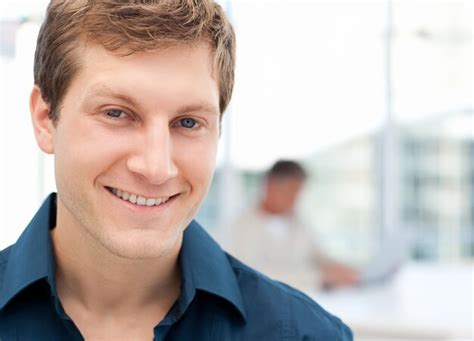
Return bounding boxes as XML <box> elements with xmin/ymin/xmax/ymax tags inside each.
<box><xmin>136</xmin><ymin>196</ymin><xmax>146</xmax><ymax>206</ymax></box>
<box><xmin>109</xmin><ymin>187</ymin><xmax>170</xmax><ymax>207</ymax></box>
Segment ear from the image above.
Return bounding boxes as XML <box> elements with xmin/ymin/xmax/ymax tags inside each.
<box><xmin>30</xmin><ymin>86</ymin><xmax>55</xmax><ymax>154</ymax></box>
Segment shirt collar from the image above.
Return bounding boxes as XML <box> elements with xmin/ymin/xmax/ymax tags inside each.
<box><xmin>0</xmin><ymin>193</ymin><xmax>57</xmax><ymax>310</ymax></box>
<box><xmin>179</xmin><ymin>220</ymin><xmax>247</xmax><ymax>321</ymax></box>
<box><xmin>0</xmin><ymin>193</ymin><xmax>247</xmax><ymax>321</ymax></box>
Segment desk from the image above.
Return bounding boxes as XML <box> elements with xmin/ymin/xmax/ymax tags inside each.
<box><xmin>312</xmin><ymin>262</ymin><xmax>473</xmax><ymax>341</ymax></box>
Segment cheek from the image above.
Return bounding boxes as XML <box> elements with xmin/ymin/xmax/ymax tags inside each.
<box><xmin>54</xmin><ymin>120</ymin><xmax>131</xmax><ymax>176</ymax></box>
<box><xmin>175</xmin><ymin>137</ymin><xmax>218</xmax><ymax>185</ymax></box>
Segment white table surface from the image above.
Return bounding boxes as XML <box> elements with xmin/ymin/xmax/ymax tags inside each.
<box><xmin>311</xmin><ymin>262</ymin><xmax>473</xmax><ymax>341</ymax></box>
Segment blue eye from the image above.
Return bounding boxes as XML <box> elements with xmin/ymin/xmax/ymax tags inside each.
<box><xmin>106</xmin><ymin>109</ymin><xmax>127</xmax><ymax>119</ymax></box>
<box><xmin>179</xmin><ymin>118</ymin><xmax>199</xmax><ymax>129</ymax></box>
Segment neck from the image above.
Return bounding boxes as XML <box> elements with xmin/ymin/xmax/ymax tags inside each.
<box><xmin>259</xmin><ymin>199</ymin><xmax>288</xmax><ymax>215</ymax></box>
<box><xmin>51</xmin><ymin>218</ymin><xmax>181</xmax><ymax>316</ymax></box>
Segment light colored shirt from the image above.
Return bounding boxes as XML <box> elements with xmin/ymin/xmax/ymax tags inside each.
<box><xmin>228</xmin><ymin>207</ymin><xmax>325</xmax><ymax>291</ymax></box>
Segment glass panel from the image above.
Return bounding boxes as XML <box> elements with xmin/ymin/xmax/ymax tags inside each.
<box><xmin>229</xmin><ymin>0</ymin><xmax>385</xmax><ymax>169</ymax></box>
<box><xmin>393</xmin><ymin>0</ymin><xmax>473</xmax><ymax>260</ymax></box>
<box><xmin>393</xmin><ymin>0</ymin><xmax>472</xmax><ymax>119</ymax></box>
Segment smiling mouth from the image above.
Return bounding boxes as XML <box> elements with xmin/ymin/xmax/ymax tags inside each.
<box><xmin>105</xmin><ymin>186</ymin><xmax>176</xmax><ymax>207</ymax></box>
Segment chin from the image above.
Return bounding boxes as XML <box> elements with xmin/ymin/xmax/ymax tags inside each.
<box><xmin>99</xmin><ymin>230</ymin><xmax>181</xmax><ymax>260</ymax></box>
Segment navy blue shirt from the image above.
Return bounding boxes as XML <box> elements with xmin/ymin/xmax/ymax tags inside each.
<box><xmin>0</xmin><ymin>194</ymin><xmax>352</xmax><ymax>340</ymax></box>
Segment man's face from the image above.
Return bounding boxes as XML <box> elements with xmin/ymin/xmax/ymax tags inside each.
<box><xmin>44</xmin><ymin>43</ymin><xmax>220</xmax><ymax>259</ymax></box>
<box><xmin>266</xmin><ymin>176</ymin><xmax>304</xmax><ymax>214</ymax></box>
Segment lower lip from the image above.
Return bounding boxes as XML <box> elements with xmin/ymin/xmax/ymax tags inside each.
<box><xmin>105</xmin><ymin>187</ymin><xmax>177</xmax><ymax>213</ymax></box>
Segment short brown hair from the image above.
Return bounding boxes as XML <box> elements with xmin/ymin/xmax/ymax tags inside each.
<box><xmin>267</xmin><ymin>160</ymin><xmax>307</xmax><ymax>180</ymax></box>
<box><xmin>34</xmin><ymin>0</ymin><xmax>236</xmax><ymax>122</ymax></box>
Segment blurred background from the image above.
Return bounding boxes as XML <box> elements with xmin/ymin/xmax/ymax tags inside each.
<box><xmin>0</xmin><ymin>0</ymin><xmax>472</xmax><ymax>340</ymax></box>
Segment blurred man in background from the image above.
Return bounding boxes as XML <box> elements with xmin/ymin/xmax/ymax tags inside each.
<box><xmin>230</xmin><ymin>160</ymin><xmax>359</xmax><ymax>291</ymax></box>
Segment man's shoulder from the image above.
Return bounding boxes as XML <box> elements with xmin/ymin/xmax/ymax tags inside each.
<box><xmin>225</xmin><ymin>253</ymin><xmax>353</xmax><ymax>340</ymax></box>
<box><xmin>0</xmin><ymin>245</ymin><xmax>10</xmax><ymax>262</ymax></box>
<box><xmin>0</xmin><ymin>245</ymin><xmax>13</xmax><ymax>291</ymax></box>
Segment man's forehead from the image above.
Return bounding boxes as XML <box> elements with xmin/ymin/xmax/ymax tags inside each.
<box><xmin>75</xmin><ymin>41</ymin><xmax>217</xmax><ymax>79</ymax></box>
<box><xmin>269</xmin><ymin>176</ymin><xmax>304</xmax><ymax>186</ymax></box>
<box><xmin>67</xmin><ymin>44</ymin><xmax>220</xmax><ymax>115</ymax></box>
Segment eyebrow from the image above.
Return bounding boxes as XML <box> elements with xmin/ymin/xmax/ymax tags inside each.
<box><xmin>87</xmin><ymin>85</ymin><xmax>220</xmax><ymax>116</ymax></box>
<box><xmin>174</xmin><ymin>103</ymin><xmax>220</xmax><ymax>116</ymax></box>
<box><xmin>87</xmin><ymin>85</ymin><xmax>142</xmax><ymax>110</ymax></box>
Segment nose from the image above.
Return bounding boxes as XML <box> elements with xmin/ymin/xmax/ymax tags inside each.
<box><xmin>127</xmin><ymin>123</ymin><xmax>178</xmax><ymax>185</ymax></box>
